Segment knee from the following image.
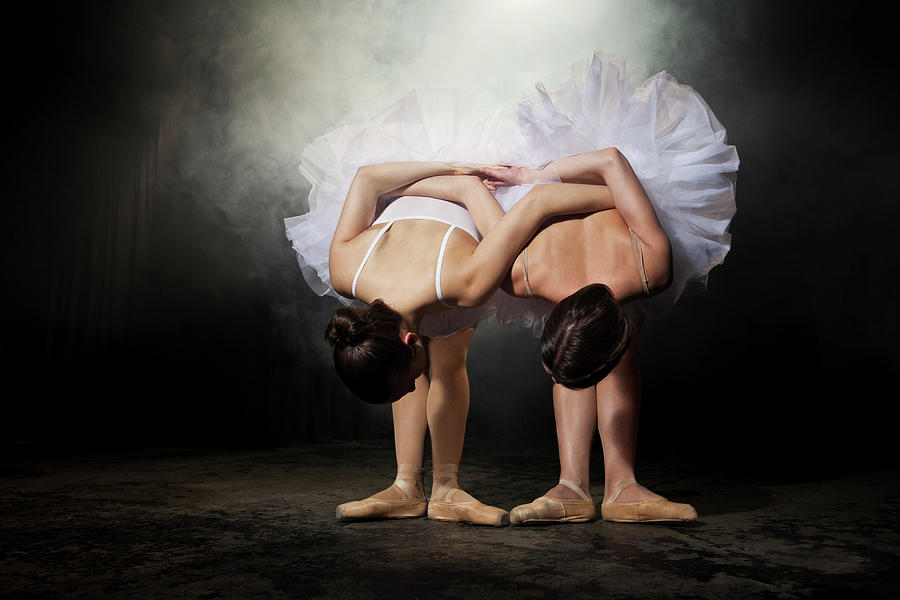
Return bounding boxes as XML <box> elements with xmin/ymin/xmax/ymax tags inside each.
<box><xmin>428</xmin><ymin>329</ymin><xmax>474</xmax><ymax>375</ymax></box>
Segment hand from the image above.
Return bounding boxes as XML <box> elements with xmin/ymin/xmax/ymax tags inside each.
<box><xmin>446</xmin><ymin>162</ymin><xmax>511</xmax><ymax>192</ymax></box>
<box><xmin>479</xmin><ymin>165</ymin><xmax>541</xmax><ymax>187</ymax></box>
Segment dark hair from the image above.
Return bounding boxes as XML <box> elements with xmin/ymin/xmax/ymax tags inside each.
<box><xmin>325</xmin><ymin>299</ymin><xmax>414</xmax><ymax>404</ymax></box>
<box><xmin>540</xmin><ymin>284</ymin><xmax>630</xmax><ymax>389</ymax></box>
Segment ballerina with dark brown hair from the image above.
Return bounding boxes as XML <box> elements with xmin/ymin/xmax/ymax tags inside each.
<box><xmin>484</xmin><ymin>148</ymin><xmax>714</xmax><ymax>523</ymax></box>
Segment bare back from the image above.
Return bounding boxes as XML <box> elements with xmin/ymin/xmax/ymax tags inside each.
<box><xmin>504</xmin><ymin>209</ymin><xmax>647</xmax><ymax>304</ymax></box>
<box><xmin>332</xmin><ymin>219</ymin><xmax>478</xmax><ymax>317</ymax></box>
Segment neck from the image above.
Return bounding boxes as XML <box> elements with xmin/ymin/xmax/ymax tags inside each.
<box><xmin>397</xmin><ymin>307</ymin><xmax>422</xmax><ymax>335</ymax></box>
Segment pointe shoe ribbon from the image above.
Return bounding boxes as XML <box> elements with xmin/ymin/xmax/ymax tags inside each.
<box><xmin>427</xmin><ymin>464</ymin><xmax>509</xmax><ymax>527</ymax></box>
<box><xmin>600</xmin><ymin>478</ymin><xmax>698</xmax><ymax>523</ymax></box>
<box><xmin>336</xmin><ymin>464</ymin><xmax>427</xmax><ymax>521</ymax></box>
<box><xmin>509</xmin><ymin>478</ymin><xmax>597</xmax><ymax>525</ymax></box>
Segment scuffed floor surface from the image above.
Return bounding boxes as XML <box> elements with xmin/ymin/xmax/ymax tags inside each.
<box><xmin>1</xmin><ymin>440</ymin><xmax>898</xmax><ymax>599</ymax></box>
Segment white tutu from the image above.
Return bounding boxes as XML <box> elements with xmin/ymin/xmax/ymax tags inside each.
<box><xmin>284</xmin><ymin>88</ymin><xmax>529</xmax><ymax>338</ymax></box>
<box><xmin>504</xmin><ymin>52</ymin><xmax>740</xmax><ymax>318</ymax></box>
<box><xmin>285</xmin><ymin>51</ymin><xmax>739</xmax><ymax>336</ymax></box>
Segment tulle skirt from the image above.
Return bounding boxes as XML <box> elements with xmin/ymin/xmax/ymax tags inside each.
<box><xmin>285</xmin><ymin>51</ymin><xmax>739</xmax><ymax>336</ymax></box>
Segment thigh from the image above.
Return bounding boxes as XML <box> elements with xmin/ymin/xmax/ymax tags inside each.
<box><xmin>427</xmin><ymin>328</ymin><xmax>475</xmax><ymax>375</ymax></box>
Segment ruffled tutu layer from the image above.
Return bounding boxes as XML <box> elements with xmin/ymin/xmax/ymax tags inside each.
<box><xmin>285</xmin><ymin>51</ymin><xmax>739</xmax><ymax>335</ymax></box>
<box><xmin>502</xmin><ymin>52</ymin><xmax>740</xmax><ymax>318</ymax></box>
<box><xmin>284</xmin><ymin>88</ymin><xmax>526</xmax><ymax>338</ymax></box>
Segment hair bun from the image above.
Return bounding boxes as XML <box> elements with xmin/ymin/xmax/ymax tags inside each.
<box><xmin>325</xmin><ymin>308</ymin><xmax>372</xmax><ymax>350</ymax></box>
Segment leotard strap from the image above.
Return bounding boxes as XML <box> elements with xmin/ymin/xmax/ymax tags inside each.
<box><xmin>351</xmin><ymin>220</ymin><xmax>457</xmax><ymax>306</ymax></box>
<box><xmin>522</xmin><ymin>246</ymin><xmax>534</xmax><ymax>297</ymax></box>
<box><xmin>629</xmin><ymin>228</ymin><xmax>651</xmax><ymax>296</ymax></box>
<box><xmin>435</xmin><ymin>225</ymin><xmax>456</xmax><ymax>307</ymax></box>
<box><xmin>352</xmin><ymin>221</ymin><xmax>394</xmax><ymax>298</ymax></box>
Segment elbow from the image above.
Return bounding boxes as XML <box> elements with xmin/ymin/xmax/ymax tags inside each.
<box><xmin>648</xmin><ymin>240</ymin><xmax>673</xmax><ymax>295</ymax></box>
<box><xmin>456</xmin><ymin>289</ymin><xmax>492</xmax><ymax>309</ymax></box>
<box><xmin>454</xmin><ymin>273</ymin><xmax>494</xmax><ymax>309</ymax></box>
<box><xmin>353</xmin><ymin>165</ymin><xmax>374</xmax><ymax>183</ymax></box>
<box><xmin>455</xmin><ymin>175</ymin><xmax>485</xmax><ymax>197</ymax></box>
<box><xmin>599</xmin><ymin>147</ymin><xmax>628</xmax><ymax>173</ymax></box>
<box><xmin>655</xmin><ymin>262</ymin><xmax>673</xmax><ymax>295</ymax></box>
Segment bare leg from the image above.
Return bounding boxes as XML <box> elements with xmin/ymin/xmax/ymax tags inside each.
<box><xmin>511</xmin><ymin>332</ymin><xmax>695</xmax><ymax>524</ymax></box>
<box><xmin>544</xmin><ymin>384</ymin><xmax>596</xmax><ymax>500</ymax></box>
<box><xmin>595</xmin><ymin>336</ymin><xmax>658</xmax><ymax>503</ymax></box>
<box><xmin>334</xmin><ymin>362</ymin><xmax>429</xmax><ymax>521</ymax></box>
<box><xmin>425</xmin><ymin>329</ymin><xmax>473</xmax><ymax>468</ymax></box>
<box><xmin>426</xmin><ymin>328</ymin><xmax>509</xmax><ymax>526</ymax></box>
<box><xmin>509</xmin><ymin>381</ymin><xmax>598</xmax><ymax>525</ymax></box>
<box><xmin>596</xmin><ymin>334</ymin><xmax>697</xmax><ymax>522</ymax></box>
<box><xmin>393</xmin><ymin>370</ymin><xmax>430</xmax><ymax>476</ymax></box>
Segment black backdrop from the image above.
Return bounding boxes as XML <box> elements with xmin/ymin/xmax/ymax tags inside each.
<box><xmin>4</xmin><ymin>1</ymin><xmax>898</xmax><ymax>470</ymax></box>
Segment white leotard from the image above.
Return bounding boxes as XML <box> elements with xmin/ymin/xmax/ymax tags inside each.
<box><xmin>350</xmin><ymin>196</ymin><xmax>482</xmax><ymax>307</ymax></box>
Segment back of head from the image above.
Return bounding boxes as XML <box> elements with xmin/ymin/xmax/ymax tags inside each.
<box><xmin>325</xmin><ymin>300</ymin><xmax>413</xmax><ymax>404</ymax></box>
<box><xmin>540</xmin><ymin>284</ymin><xmax>630</xmax><ymax>389</ymax></box>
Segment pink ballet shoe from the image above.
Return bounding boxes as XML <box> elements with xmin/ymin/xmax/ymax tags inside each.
<box><xmin>600</xmin><ymin>478</ymin><xmax>697</xmax><ymax>523</ymax></box>
<box><xmin>336</xmin><ymin>465</ymin><xmax>427</xmax><ymax>521</ymax></box>
<box><xmin>427</xmin><ymin>464</ymin><xmax>509</xmax><ymax>527</ymax></box>
<box><xmin>509</xmin><ymin>479</ymin><xmax>597</xmax><ymax>525</ymax></box>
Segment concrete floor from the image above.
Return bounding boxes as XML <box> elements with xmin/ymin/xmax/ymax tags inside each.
<box><xmin>1</xmin><ymin>440</ymin><xmax>898</xmax><ymax>599</ymax></box>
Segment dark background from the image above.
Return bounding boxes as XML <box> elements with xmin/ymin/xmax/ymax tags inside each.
<box><xmin>3</xmin><ymin>1</ymin><xmax>898</xmax><ymax>472</ymax></box>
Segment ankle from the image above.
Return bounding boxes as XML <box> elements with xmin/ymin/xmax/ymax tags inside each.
<box><xmin>395</xmin><ymin>464</ymin><xmax>425</xmax><ymax>498</ymax></box>
<box><xmin>559</xmin><ymin>473</ymin><xmax>589</xmax><ymax>492</ymax></box>
<box><xmin>430</xmin><ymin>463</ymin><xmax>460</xmax><ymax>501</ymax></box>
<box><xmin>545</xmin><ymin>478</ymin><xmax>592</xmax><ymax>502</ymax></box>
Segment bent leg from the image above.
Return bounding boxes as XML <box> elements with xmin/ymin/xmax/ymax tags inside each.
<box><xmin>335</xmin><ymin>370</ymin><xmax>429</xmax><ymax>521</ymax></box>
<box><xmin>426</xmin><ymin>328</ymin><xmax>508</xmax><ymax>526</ymax></box>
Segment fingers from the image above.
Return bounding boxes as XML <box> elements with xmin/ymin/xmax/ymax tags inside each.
<box><xmin>479</xmin><ymin>165</ymin><xmax>526</xmax><ymax>185</ymax></box>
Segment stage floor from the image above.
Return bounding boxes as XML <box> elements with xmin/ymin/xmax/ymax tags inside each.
<box><xmin>2</xmin><ymin>439</ymin><xmax>897</xmax><ymax>599</ymax></box>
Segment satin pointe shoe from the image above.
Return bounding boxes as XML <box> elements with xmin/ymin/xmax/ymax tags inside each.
<box><xmin>426</xmin><ymin>464</ymin><xmax>509</xmax><ymax>527</ymax></box>
<box><xmin>509</xmin><ymin>478</ymin><xmax>597</xmax><ymax>525</ymax></box>
<box><xmin>336</xmin><ymin>464</ymin><xmax>427</xmax><ymax>521</ymax></box>
<box><xmin>600</xmin><ymin>478</ymin><xmax>698</xmax><ymax>523</ymax></box>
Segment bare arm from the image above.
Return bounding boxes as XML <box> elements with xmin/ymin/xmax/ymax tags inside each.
<box><xmin>545</xmin><ymin>149</ymin><xmax>667</xmax><ymax>246</ymax></box>
<box><xmin>387</xmin><ymin>175</ymin><xmax>505</xmax><ymax>236</ymax></box>
<box><xmin>451</xmin><ymin>182</ymin><xmax>616</xmax><ymax>307</ymax></box>
<box><xmin>485</xmin><ymin>148</ymin><xmax>672</xmax><ymax>291</ymax></box>
<box><xmin>331</xmin><ymin>162</ymin><xmax>460</xmax><ymax>247</ymax></box>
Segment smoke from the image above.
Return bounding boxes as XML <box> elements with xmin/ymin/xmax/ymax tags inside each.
<box><xmin>165</xmin><ymin>0</ymin><xmax>693</xmax><ymax>284</ymax></box>
<box><xmin>31</xmin><ymin>0</ymin><xmax>743</xmax><ymax>442</ymax></box>
<box><xmin>12</xmin><ymin>0</ymin><xmax>897</xmax><ymax>448</ymax></box>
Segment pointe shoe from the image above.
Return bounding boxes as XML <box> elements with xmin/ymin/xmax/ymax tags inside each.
<box><xmin>336</xmin><ymin>465</ymin><xmax>427</xmax><ymax>521</ymax></box>
<box><xmin>427</xmin><ymin>488</ymin><xmax>510</xmax><ymax>526</ymax></box>
<box><xmin>509</xmin><ymin>478</ymin><xmax>597</xmax><ymax>526</ymax></box>
<box><xmin>427</xmin><ymin>464</ymin><xmax>509</xmax><ymax>527</ymax></box>
<box><xmin>600</xmin><ymin>478</ymin><xmax>698</xmax><ymax>523</ymax></box>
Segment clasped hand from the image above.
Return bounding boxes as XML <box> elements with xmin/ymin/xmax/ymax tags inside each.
<box><xmin>448</xmin><ymin>163</ymin><xmax>544</xmax><ymax>191</ymax></box>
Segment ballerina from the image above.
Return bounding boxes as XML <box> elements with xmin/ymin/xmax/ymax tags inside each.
<box><xmin>486</xmin><ymin>148</ymin><xmax>706</xmax><ymax>523</ymax></box>
<box><xmin>480</xmin><ymin>54</ymin><xmax>738</xmax><ymax>523</ymax></box>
